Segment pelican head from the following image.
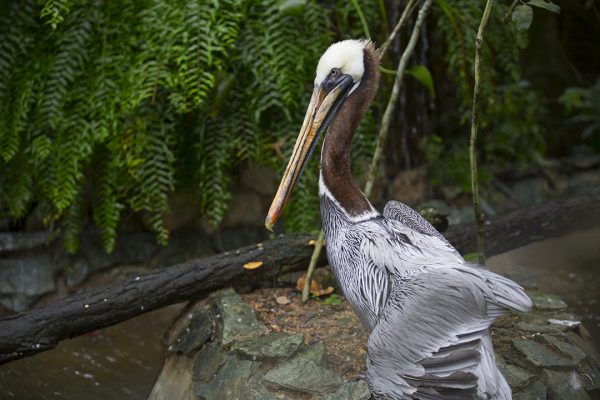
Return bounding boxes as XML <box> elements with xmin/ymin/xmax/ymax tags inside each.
<box><xmin>266</xmin><ymin>39</ymin><xmax>375</xmax><ymax>231</ymax></box>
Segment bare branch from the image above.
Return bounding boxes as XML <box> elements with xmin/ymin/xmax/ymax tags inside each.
<box><xmin>470</xmin><ymin>0</ymin><xmax>495</xmax><ymax>265</ymax></box>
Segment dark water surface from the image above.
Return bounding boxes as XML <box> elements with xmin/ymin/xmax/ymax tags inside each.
<box><xmin>489</xmin><ymin>227</ymin><xmax>600</xmax><ymax>347</ymax></box>
<box><xmin>0</xmin><ymin>303</ymin><xmax>184</xmax><ymax>400</ymax></box>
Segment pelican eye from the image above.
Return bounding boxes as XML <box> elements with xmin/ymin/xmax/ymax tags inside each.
<box><xmin>330</xmin><ymin>68</ymin><xmax>340</xmax><ymax>76</ymax></box>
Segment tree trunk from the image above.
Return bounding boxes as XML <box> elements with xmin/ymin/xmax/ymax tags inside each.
<box><xmin>0</xmin><ymin>191</ymin><xmax>598</xmax><ymax>365</ymax></box>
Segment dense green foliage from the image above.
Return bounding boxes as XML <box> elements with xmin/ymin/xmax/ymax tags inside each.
<box><xmin>0</xmin><ymin>0</ymin><xmax>382</xmax><ymax>251</ymax></box>
<box><xmin>0</xmin><ymin>0</ymin><xmax>551</xmax><ymax>252</ymax></box>
<box><xmin>426</xmin><ymin>0</ymin><xmax>546</xmax><ymax>191</ymax></box>
<box><xmin>560</xmin><ymin>78</ymin><xmax>600</xmax><ymax>151</ymax></box>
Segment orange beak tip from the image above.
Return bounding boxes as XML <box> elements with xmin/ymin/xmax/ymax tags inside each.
<box><xmin>265</xmin><ymin>216</ymin><xmax>275</xmax><ymax>232</ymax></box>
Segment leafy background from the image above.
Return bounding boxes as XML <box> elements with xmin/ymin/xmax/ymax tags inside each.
<box><xmin>0</xmin><ymin>0</ymin><xmax>597</xmax><ymax>252</ymax></box>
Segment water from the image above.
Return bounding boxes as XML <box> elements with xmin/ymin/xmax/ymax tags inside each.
<box><xmin>489</xmin><ymin>227</ymin><xmax>600</xmax><ymax>347</ymax></box>
<box><xmin>0</xmin><ymin>304</ymin><xmax>184</xmax><ymax>400</ymax></box>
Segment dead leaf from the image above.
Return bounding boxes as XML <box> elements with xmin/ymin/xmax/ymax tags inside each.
<box><xmin>315</xmin><ymin>286</ymin><xmax>334</xmax><ymax>296</ymax></box>
<box><xmin>275</xmin><ymin>296</ymin><xmax>290</xmax><ymax>305</ymax></box>
<box><xmin>243</xmin><ymin>261</ymin><xmax>263</xmax><ymax>270</ymax></box>
<box><xmin>296</xmin><ymin>276</ymin><xmax>335</xmax><ymax>297</ymax></box>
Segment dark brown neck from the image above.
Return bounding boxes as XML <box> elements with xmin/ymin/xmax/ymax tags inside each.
<box><xmin>321</xmin><ymin>45</ymin><xmax>380</xmax><ymax>217</ymax></box>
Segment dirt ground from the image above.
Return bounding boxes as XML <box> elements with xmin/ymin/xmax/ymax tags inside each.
<box><xmin>242</xmin><ymin>286</ymin><xmax>370</xmax><ymax>379</ymax></box>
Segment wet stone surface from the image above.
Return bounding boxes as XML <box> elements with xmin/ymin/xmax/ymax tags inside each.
<box><xmin>170</xmin><ymin>308</ymin><xmax>213</xmax><ymax>354</ymax></box>
<box><xmin>151</xmin><ymin>287</ymin><xmax>600</xmax><ymax>400</ymax></box>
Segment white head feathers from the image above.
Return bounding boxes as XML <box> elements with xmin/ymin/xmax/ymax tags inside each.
<box><xmin>314</xmin><ymin>39</ymin><xmax>370</xmax><ymax>86</ymax></box>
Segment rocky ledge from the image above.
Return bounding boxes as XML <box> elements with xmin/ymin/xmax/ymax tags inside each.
<box><xmin>149</xmin><ymin>288</ymin><xmax>600</xmax><ymax>400</ymax></box>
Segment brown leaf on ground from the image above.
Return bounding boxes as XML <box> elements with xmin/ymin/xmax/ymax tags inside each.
<box><xmin>296</xmin><ymin>276</ymin><xmax>335</xmax><ymax>297</ymax></box>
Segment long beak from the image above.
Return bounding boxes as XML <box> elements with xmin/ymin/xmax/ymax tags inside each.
<box><xmin>265</xmin><ymin>75</ymin><xmax>353</xmax><ymax>231</ymax></box>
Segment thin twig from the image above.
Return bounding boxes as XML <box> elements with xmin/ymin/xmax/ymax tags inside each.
<box><xmin>470</xmin><ymin>0</ymin><xmax>495</xmax><ymax>265</ymax></box>
<box><xmin>302</xmin><ymin>0</ymin><xmax>423</xmax><ymax>303</ymax></box>
<box><xmin>364</xmin><ymin>0</ymin><xmax>433</xmax><ymax>198</ymax></box>
<box><xmin>503</xmin><ymin>0</ymin><xmax>519</xmax><ymax>23</ymax></box>
<box><xmin>302</xmin><ymin>229</ymin><xmax>325</xmax><ymax>302</ymax></box>
<box><xmin>379</xmin><ymin>0</ymin><xmax>418</xmax><ymax>58</ymax></box>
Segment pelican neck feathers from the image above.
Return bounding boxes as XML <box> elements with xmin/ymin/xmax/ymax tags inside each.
<box><xmin>319</xmin><ymin>39</ymin><xmax>380</xmax><ymax>219</ymax></box>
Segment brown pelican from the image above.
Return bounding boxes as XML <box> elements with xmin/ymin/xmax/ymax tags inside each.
<box><xmin>265</xmin><ymin>39</ymin><xmax>531</xmax><ymax>399</ymax></box>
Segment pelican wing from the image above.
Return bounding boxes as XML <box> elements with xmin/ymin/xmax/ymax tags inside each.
<box><xmin>346</xmin><ymin>216</ymin><xmax>531</xmax><ymax>399</ymax></box>
<box><xmin>366</xmin><ymin>265</ymin><xmax>528</xmax><ymax>399</ymax></box>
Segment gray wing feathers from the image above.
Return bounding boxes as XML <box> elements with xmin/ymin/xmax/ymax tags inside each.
<box><xmin>383</xmin><ymin>201</ymin><xmax>461</xmax><ymax>260</ymax></box>
<box><xmin>383</xmin><ymin>200</ymin><xmax>450</xmax><ymax>245</ymax></box>
<box><xmin>459</xmin><ymin>265</ymin><xmax>532</xmax><ymax>313</ymax></box>
<box><xmin>368</xmin><ymin>266</ymin><xmax>529</xmax><ymax>399</ymax></box>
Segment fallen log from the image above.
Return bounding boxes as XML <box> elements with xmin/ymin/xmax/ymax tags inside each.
<box><xmin>0</xmin><ymin>233</ymin><xmax>326</xmax><ymax>365</ymax></box>
<box><xmin>445</xmin><ymin>190</ymin><xmax>600</xmax><ymax>256</ymax></box>
<box><xmin>0</xmin><ymin>191</ymin><xmax>598</xmax><ymax>365</ymax></box>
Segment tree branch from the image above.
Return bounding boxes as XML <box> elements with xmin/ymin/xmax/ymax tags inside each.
<box><xmin>470</xmin><ymin>0</ymin><xmax>495</xmax><ymax>265</ymax></box>
<box><xmin>364</xmin><ymin>0</ymin><xmax>434</xmax><ymax>198</ymax></box>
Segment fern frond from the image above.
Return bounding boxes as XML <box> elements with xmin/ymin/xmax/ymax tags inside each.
<box><xmin>40</xmin><ymin>0</ymin><xmax>71</xmax><ymax>29</ymax></box>
<box><xmin>37</xmin><ymin>12</ymin><xmax>94</xmax><ymax>131</ymax></box>
<box><xmin>126</xmin><ymin>103</ymin><xmax>176</xmax><ymax>244</ymax></box>
<box><xmin>93</xmin><ymin>149</ymin><xmax>123</xmax><ymax>253</ymax></box>
<box><xmin>195</xmin><ymin>116</ymin><xmax>233</xmax><ymax>226</ymax></box>
<box><xmin>62</xmin><ymin>192</ymin><xmax>82</xmax><ymax>253</ymax></box>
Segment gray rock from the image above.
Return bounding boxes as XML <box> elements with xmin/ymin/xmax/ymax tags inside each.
<box><xmin>193</xmin><ymin>342</ymin><xmax>226</xmax><ymax>383</ymax></box>
<box><xmin>0</xmin><ymin>253</ymin><xmax>56</xmax><ymax>310</ymax></box>
<box><xmin>513</xmin><ymin>380</ymin><xmax>546</xmax><ymax>400</ymax></box>
<box><xmin>171</xmin><ymin>309</ymin><xmax>213</xmax><ymax>354</ymax></box>
<box><xmin>234</xmin><ymin>333</ymin><xmax>304</xmax><ymax>359</ymax></box>
<box><xmin>497</xmin><ymin>360</ymin><xmax>535</xmax><ymax>389</ymax></box>
<box><xmin>564</xmin><ymin>331</ymin><xmax>600</xmax><ymax>391</ymax></box>
<box><xmin>79</xmin><ymin>231</ymin><xmax>157</xmax><ymax>273</ymax></box>
<box><xmin>529</xmin><ymin>292</ymin><xmax>567</xmax><ymax>311</ymax></box>
<box><xmin>325</xmin><ymin>379</ymin><xmax>372</xmax><ymax>400</ymax></box>
<box><xmin>543</xmin><ymin>370</ymin><xmax>590</xmax><ymax>400</ymax></box>
<box><xmin>0</xmin><ymin>232</ymin><xmax>52</xmax><ymax>253</ymax></box>
<box><xmin>448</xmin><ymin>206</ymin><xmax>476</xmax><ymax>226</ymax></box>
<box><xmin>291</xmin><ymin>341</ymin><xmax>327</xmax><ymax>366</ymax></box>
<box><xmin>212</xmin><ymin>226</ymin><xmax>269</xmax><ymax>253</ymax></box>
<box><xmin>542</xmin><ymin>334</ymin><xmax>586</xmax><ymax>365</ymax></box>
<box><xmin>516</xmin><ymin>321</ymin><xmax>562</xmax><ymax>334</ymax></box>
<box><xmin>242</xmin><ymin>389</ymin><xmax>281</xmax><ymax>400</ymax></box>
<box><xmin>65</xmin><ymin>258</ymin><xmax>90</xmax><ymax>288</ymax></box>
<box><xmin>194</xmin><ymin>355</ymin><xmax>260</xmax><ymax>400</ymax></box>
<box><xmin>512</xmin><ymin>338</ymin><xmax>575</xmax><ymax>368</ymax></box>
<box><xmin>212</xmin><ymin>288</ymin><xmax>268</xmax><ymax>346</ymax></box>
<box><xmin>264</xmin><ymin>343</ymin><xmax>342</xmax><ymax>396</ymax></box>
<box><xmin>156</xmin><ymin>229</ymin><xmax>214</xmax><ymax>268</ymax></box>
<box><xmin>264</xmin><ymin>360</ymin><xmax>343</xmax><ymax>396</ymax></box>
<box><xmin>512</xmin><ymin>178</ymin><xmax>550</xmax><ymax>206</ymax></box>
